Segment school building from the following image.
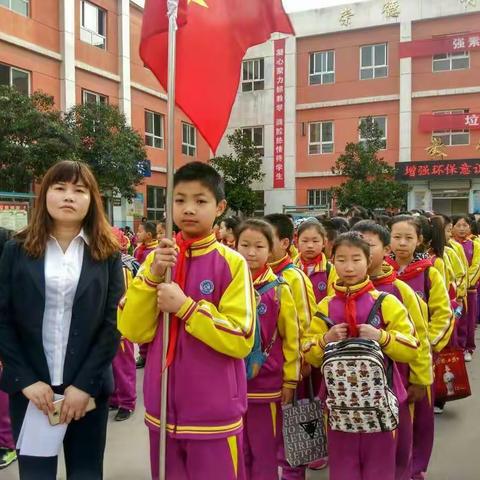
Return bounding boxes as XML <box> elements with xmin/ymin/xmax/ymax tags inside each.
<box><xmin>220</xmin><ymin>0</ymin><xmax>480</xmax><ymax>215</ymax></box>
<box><xmin>0</xmin><ymin>0</ymin><xmax>210</xmax><ymax>227</ymax></box>
<box><xmin>2</xmin><ymin>0</ymin><xmax>480</xmax><ymax>222</ymax></box>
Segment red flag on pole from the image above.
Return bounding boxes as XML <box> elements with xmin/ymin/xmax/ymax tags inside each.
<box><xmin>140</xmin><ymin>0</ymin><xmax>294</xmax><ymax>153</ymax></box>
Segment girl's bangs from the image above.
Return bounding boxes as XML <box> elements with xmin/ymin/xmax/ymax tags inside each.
<box><xmin>47</xmin><ymin>161</ymin><xmax>92</xmax><ymax>188</ymax></box>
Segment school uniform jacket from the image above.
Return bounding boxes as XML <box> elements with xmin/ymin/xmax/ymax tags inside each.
<box><xmin>444</xmin><ymin>245</ymin><xmax>467</xmax><ymax>300</ymax></box>
<box><xmin>133</xmin><ymin>240</ymin><xmax>159</xmax><ymax>265</ymax></box>
<box><xmin>302</xmin><ymin>279</ymin><xmax>419</xmax><ymax>369</ymax></box>
<box><xmin>118</xmin><ymin>233</ymin><xmax>256</xmax><ymax>439</ymax></box>
<box><xmin>372</xmin><ymin>264</ymin><xmax>433</xmax><ymax>387</ymax></box>
<box><xmin>295</xmin><ymin>253</ymin><xmax>337</xmax><ymax>304</ymax></box>
<box><xmin>269</xmin><ymin>255</ymin><xmax>317</xmax><ymax>335</ymax></box>
<box><xmin>247</xmin><ymin>268</ymin><xmax>301</xmax><ymax>403</ymax></box>
<box><xmin>453</xmin><ymin>238</ymin><xmax>480</xmax><ymax>290</ymax></box>
<box><xmin>387</xmin><ymin>257</ymin><xmax>454</xmax><ymax>353</ymax></box>
<box><xmin>0</xmin><ymin>240</ymin><xmax>123</xmax><ymax>397</ymax></box>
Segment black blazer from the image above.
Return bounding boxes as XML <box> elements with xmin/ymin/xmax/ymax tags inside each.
<box><xmin>0</xmin><ymin>239</ymin><xmax>123</xmax><ymax>397</ymax></box>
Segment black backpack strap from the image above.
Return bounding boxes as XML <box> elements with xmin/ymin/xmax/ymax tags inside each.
<box><xmin>314</xmin><ymin>311</ymin><xmax>334</xmax><ymax>328</ymax></box>
<box><xmin>326</xmin><ymin>261</ymin><xmax>331</xmax><ymax>279</ymax></box>
<box><xmin>424</xmin><ymin>267</ymin><xmax>431</xmax><ymax>303</ymax></box>
<box><xmin>366</xmin><ymin>292</ymin><xmax>388</xmax><ymax>326</ymax></box>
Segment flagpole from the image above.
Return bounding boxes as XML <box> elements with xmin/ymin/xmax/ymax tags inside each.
<box><xmin>160</xmin><ymin>1</ymin><xmax>179</xmax><ymax>479</ymax></box>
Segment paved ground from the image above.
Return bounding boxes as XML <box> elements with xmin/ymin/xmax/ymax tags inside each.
<box><xmin>4</xmin><ymin>332</ymin><xmax>480</xmax><ymax>479</ymax></box>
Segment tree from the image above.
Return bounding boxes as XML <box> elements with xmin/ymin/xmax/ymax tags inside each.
<box><xmin>64</xmin><ymin>103</ymin><xmax>147</xmax><ymax>202</ymax></box>
<box><xmin>331</xmin><ymin>117</ymin><xmax>409</xmax><ymax>211</ymax></box>
<box><xmin>0</xmin><ymin>86</ymin><xmax>73</xmax><ymax>192</ymax></box>
<box><xmin>210</xmin><ymin>129</ymin><xmax>265</xmax><ymax>216</ymax></box>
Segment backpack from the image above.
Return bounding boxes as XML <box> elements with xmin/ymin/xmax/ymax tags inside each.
<box><xmin>245</xmin><ymin>277</ymin><xmax>284</xmax><ymax>380</ymax></box>
<box><xmin>321</xmin><ymin>293</ymin><xmax>399</xmax><ymax>433</ymax></box>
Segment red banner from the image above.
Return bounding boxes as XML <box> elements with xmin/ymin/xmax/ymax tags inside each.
<box><xmin>419</xmin><ymin>113</ymin><xmax>480</xmax><ymax>132</ymax></box>
<box><xmin>396</xmin><ymin>159</ymin><xmax>480</xmax><ymax>181</ymax></box>
<box><xmin>273</xmin><ymin>38</ymin><xmax>286</xmax><ymax>189</ymax></box>
<box><xmin>399</xmin><ymin>32</ymin><xmax>480</xmax><ymax>59</ymax></box>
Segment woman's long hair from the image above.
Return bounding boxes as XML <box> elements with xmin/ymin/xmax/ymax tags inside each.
<box><xmin>17</xmin><ymin>160</ymin><xmax>119</xmax><ymax>261</ymax></box>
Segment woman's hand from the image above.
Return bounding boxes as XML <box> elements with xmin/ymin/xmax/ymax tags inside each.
<box><xmin>60</xmin><ymin>386</ymin><xmax>91</xmax><ymax>424</ymax></box>
<box><xmin>323</xmin><ymin>323</ymin><xmax>349</xmax><ymax>343</ymax></box>
<box><xmin>357</xmin><ymin>324</ymin><xmax>382</xmax><ymax>342</ymax></box>
<box><xmin>281</xmin><ymin>387</ymin><xmax>295</xmax><ymax>406</ymax></box>
<box><xmin>150</xmin><ymin>238</ymin><xmax>177</xmax><ymax>277</ymax></box>
<box><xmin>22</xmin><ymin>382</ymin><xmax>54</xmax><ymax>415</ymax></box>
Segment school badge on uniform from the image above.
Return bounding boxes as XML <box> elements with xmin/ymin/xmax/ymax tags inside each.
<box><xmin>200</xmin><ymin>280</ymin><xmax>215</xmax><ymax>295</ymax></box>
<box><xmin>257</xmin><ymin>303</ymin><xmax>268</xmax><ymax>315</ymax></box>
<box><xmin>370</xmin><ymin>315</ymin><xmax>381</xmax><ymax>328</ymax></box>
<box><xmin>318</xmin><ymin>281</ymin><xmax>327</xmax><ymax>292</ymax></box>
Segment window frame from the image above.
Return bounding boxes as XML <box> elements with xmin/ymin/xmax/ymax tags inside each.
<box><xmin>309</xmin><ymin>50</ymin><xmax>335</xmax><ymax>85</ymax></box>
<box><xmin>182</xmin><ymin>122</ymin><xmax>196</xmax><ymax>157</ymax></box>
<box><xmin>432</xmin><ymin>51</ymin><xmax>470</xmax><ymax>72</ymax></box>
<box><xmin>80</xmin><ymin>0</ymin><xmax>107</xmax><ymax>50</ymax></box>
<box><xmin>360</xmin><ymin>43</ymin><xmax>388</xmax><ymax>80</ymax></box>
<box><xmin>0</xmin><ymin>62</ymin><xmax>30</xmax><ymax>95</ymax></box>
<box><xmin>308</xmin><ymin>121</ymin><xmax>334</xmax><ymax>155</ymax></box>
<box><xmin>307</xmin><ymin>189</ymin><xmax>330</xmax><ymax>208</ymax></box>
<box><xmin>81</xmin><ymin>89</ymin><xmax>108</xmax><ymax>105</ymax></box>
<box><xmin>0</xmin><ymin>0</ymin><xmax>29</xmax><ymax>16</ymax></box>
<box><xmin>359</xmin><ymin>116</ymin><xmax>387</xmax><ymax>149</ymax></box>
<box><xmin>241</xmin><ymin>126</ymin><xmax>264</xmax><ymax>156</ymax></box>
<box><xmin>432</xmin><ymin>109</ymin><xmax>470</xmax><ymax>146</ymax></box>
<box><xmin>241</xmin><ymin>58</ymin><xmax>265</xmax><ymax>92</ymax></box>
<box><xmin>146</xmin><ymin>185</ymin><xmax>166</xmax><ymax>221</ymax></box>
<box><xmin>144</xmin><ymin>110</ymin><xmax>165</xmax><ymax>149</ymax></box>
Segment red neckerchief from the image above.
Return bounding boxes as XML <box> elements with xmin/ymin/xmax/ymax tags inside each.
<box><xmin>272</xmin><ymin>256</ymin><xmax>293</xmax><ymax>275</ymax></box>
<box><xmin>252</xmin><ymin>264</ymin><xmax>269</xmax><ymax>283</ymax></box>
<box><xmin>335</xmin><ymin>281</ymin><xmax>375</xmax><ymax>337</ymax></box>
<box><xmin>134</xmin><ymin>243</ymin><xmax>146</xmax><ymax>262</ymax></box>
<box><xmin>372</xmin><ymin>270</ymin><xmax>397</xmax><ymax>287</ymax></box>
<box><xmin>299</xmin><ymin>254</ymin><xmax>323</xmax><ymax>275</ymax></box>
<box><xmin>386</xmin><ymin>256</ymin><xmax>432</xmax><ymax>282</ymax></box>
<box><xmin>166</xmin><ymin>232</ymin><xmax>205</xmax><ymax>367</ymax></box>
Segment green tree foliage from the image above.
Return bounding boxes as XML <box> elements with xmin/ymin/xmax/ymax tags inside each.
<box><xmin>331</xmin><ymin>117</ymin><xmax>409</xmax><ymax>211</ymax></box>
<box><xmin>64</xmin><ymin>102</ymin><xmax>146</xmax><ymax>200</ymax></box>
<box><xmin>210</xmin><ymin>129</ymin><xmax>265</xmax><ymax>216</ymax></box>
<box><xmin>0</xmin><ymin>86</ymin><xmax>73</xmax><ymax>192</ymax></box>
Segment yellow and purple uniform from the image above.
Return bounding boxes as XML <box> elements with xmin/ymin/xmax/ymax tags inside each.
<box><xmin>118</xmin><ymin>233</ymin><xmax>255</xmax><ymax>479</ymax></box>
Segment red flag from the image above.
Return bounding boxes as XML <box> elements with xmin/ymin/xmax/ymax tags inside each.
<box><xmin>140</xmin><ymin>0</ymin><xmax>294</xmax><ymax>153</ymax></box>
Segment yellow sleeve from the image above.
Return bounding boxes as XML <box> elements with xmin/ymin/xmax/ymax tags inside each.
<box><xmin>283</xmin><ymin>267</ymin><xmax>317</xmax><ymax>335</ymax></box>
<box><xmin>468</xmin><ymin>240</ymin><xmax>480</xmax><ymax>288</ymax></box>
<box><xmin>176</xmin><ymin>252</ymin><xmax>256</xmax><ymax>359</ymax></box>
<box><xmin>445</xmin><ymin>247</ymin><xmax>467</xmax><ymax>299</ymax></box>
<box><xmin>327</xmin><ymin>264</ymin><xmax>338</xmax><ymax>297</ymax></box>
<box><xmin>427</xmin><ymin>267</ymin><xmax>454</xmax><ymax>352</ymax></box>
<box><xmin>117</xmin><ymin>252</ymin><xmax>163</xmax><ymax>344</ymax></box>
<box><xmin>301</xmin><ymin>298</ymin><xmax>331</xmax><ymax>368</ymax></box>
<box><xmin>377</xmin><ymin>293</ymin><xmax>419</xmax><ymax>364</ymax></box>
<box><xmin>277</xmin><ymin>284</ymin><xmax>301</xmax><ymax>389</ymax></box>
<box><xmin>396</xmin><ymin>281</ymin><xmax>433</xmax><ymax>386</ymax></box>
<box><xmin>433</xmin><ymin>257</ymin><xmax>447</xmax><ymax>285</ymax></box>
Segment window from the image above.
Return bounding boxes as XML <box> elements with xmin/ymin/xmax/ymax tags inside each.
<box><xmin>182</xmin><ymin>122</ymin><xmax>196</xmax><ymax>156</ymax></box>
<box><xmin>309</xmin><ymin>50</ymin><xmax>335</xmax><ymax>85</ymax></box>
<box><xmin>145</xmin><ymin>110</ymin><xmax>164</xmax><ymax>149</ymax></box>
<box><xmin>359</xmin><ymin>116</ymin><xmax>387</xmax><ymax>149</ymax></box>
<box><xmin>80</xmin><ymin>1</ymin><xmax>106</xmax><ymax>49</ymax></box>
<box><xmin>241</xmin><ymin>127</ymin><xmax>264</xmax><ymax>156</ymax></box>
<box><xmin>308</xmin><ymin>189</ymin><xmax>330</xmax><ymax>208</ymax></box>
<box><xmin>432</xmin><ymin>110</ymin><xmax>469</xmax><ymax>146</ymax></box>
<box><xmin>0</xmin><ymin>63</ymin><xmax>29</xmax><ymax>95</ymax></box>
<box><xmin>433</xmin><ymin>51</ymin><xmax>470</xmax><ymax>72</ymax></box>
<box><xmin>82</xmin><ymin>89</ymin><xmax>108</xmax><ymax>105</ymax></box>
<box><xmin>147</xmin><ymin>186</ymin><xmax>165</xmax><ymax>221</ymax></box>
<box><xmin>360</xmin><ymin>43</ymin><xmax>388</xmax><ymax>80</ymax></box>
<box><xmin>253</xmin><ymin>191</ymin><xmax>265</xmax><ymax>217</ymax></box>
<box><xmin>241</xmin><ymin>58</ymin><xmax>264</xmax><ymax>92</ymax></box>
<box><xmin>309</xmin><ymin>121</ymin><xmax>334</xmax><ymax>154</ymax></box>
<box><xmin>0</xmin><ymin>0</ymin><xmax>29</xmax><ymax>16</ymax></box>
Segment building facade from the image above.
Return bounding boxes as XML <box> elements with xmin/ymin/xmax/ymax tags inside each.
<box><xmin>0</xmin><ymin>0</ymin><xmax>210</xmax><ymax>227</ymax></box>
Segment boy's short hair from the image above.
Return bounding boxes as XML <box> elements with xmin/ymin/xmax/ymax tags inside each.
<box><xmin>142</xmin><ymin>221</ymin><xmax>157</xmax><ymax>238</ymax></box>
<box><xmin>351</xmin><ymin>220</ymin><xmax>391</xmax><ymax>247</ymax></box>
<box><xmin>174</xmin><ymin>161</ymin><xmax>225</xmax><ymax>202</ymax></box>
<box><xmin>264</xmin><ymin>213</ymin><xmax>294</xmax><ymax>243</ymax></box>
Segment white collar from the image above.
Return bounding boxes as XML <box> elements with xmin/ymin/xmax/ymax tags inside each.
<box><xmin>50</xmin><ymin>228</ymin><xmax>89</xmax><ymax>246</ymax></box>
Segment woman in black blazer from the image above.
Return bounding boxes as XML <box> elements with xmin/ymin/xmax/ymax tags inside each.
<box><xmin>0</xmin><ymin>160</ymin><xmax>124</xmax><ymax>479</ymax></box>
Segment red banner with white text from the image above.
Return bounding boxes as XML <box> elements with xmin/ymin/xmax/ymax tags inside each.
<box><xmin>419</xmin><ymin>113</ymin><xmax>480</xmax><ymax>132</ymax></box>
<box><xmin>273</xmin><ymin>38</ymin><xmax>286</xmax><ymax>189</ymax></box>
<box><xmin>399</xmin><ymin>32</ymin><xmax>480</xmax><ymax>59</ymax></box>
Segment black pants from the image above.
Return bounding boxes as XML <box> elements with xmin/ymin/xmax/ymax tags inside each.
<box><xmin>9</xmin><ymin>391</ymin><xmax>109</xmax><ymax>480</ymax></box>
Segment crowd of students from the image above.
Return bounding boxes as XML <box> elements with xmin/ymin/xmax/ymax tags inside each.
<box><xmin>0</xmin><ymin>159</ymin><xmax>479</xmax><ymax>480</ymax></box>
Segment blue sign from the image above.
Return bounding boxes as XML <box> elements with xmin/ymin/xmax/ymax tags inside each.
<box><xmin>138</xmin><ymin>160</ymin><xmax>152</xmax><ymax>177</ymax></box>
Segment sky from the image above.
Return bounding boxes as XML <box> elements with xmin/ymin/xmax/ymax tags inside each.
<box><xmin>283</xmin><ymin>0</ymin><xmax>369</xmax><ymax>12</ymax></box>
